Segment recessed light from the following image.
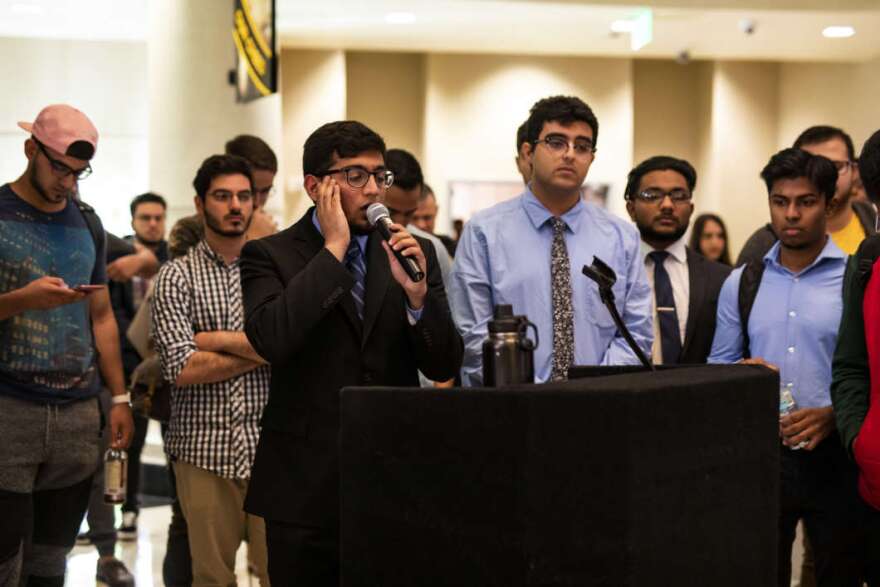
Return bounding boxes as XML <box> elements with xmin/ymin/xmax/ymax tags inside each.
<box><xmin>384</xmin><ymin>12</ymin><xmax>416</xmax><ymax>25</ymax></box>
<box><xmin>823</xmin><ymin>26</ymin><xmax>855</xmax><ymax>38</ymax></box>
<box><xmin>610</xmin><ymin>19</ymin><xmax>636</xmax><ymax>34</ymax></box>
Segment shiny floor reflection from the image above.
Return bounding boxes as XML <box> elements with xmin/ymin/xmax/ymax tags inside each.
<box><xmin>65</xmin><ymin>505</ymin><xmax>258</xmax><ymax>586</ymax></box>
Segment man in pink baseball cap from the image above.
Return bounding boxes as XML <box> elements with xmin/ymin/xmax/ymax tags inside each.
<box><xmin>0</xmin><ymin>105</ymin><xmax>134</xmax><ymax>587</ymax></box>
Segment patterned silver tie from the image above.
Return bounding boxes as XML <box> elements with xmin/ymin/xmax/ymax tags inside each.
<box><xmin>550</xmin><ymin>217</ymin><xmax>574</xmax><ymax>381</ymax></box>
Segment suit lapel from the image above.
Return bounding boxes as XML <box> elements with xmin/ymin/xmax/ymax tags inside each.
<box><xmin>362</xmin><ymin>232</ymin><xmax>390</xmax><ymax>346</ymax></box>
<box><xmin>292</xmin><ymin>209</ymin><xmax>362</xmax><ymax>338</ymax></box>
<box><xmin>682</xmin><ymin>247</ymin><xmax>705</xmax><ymax>358</ymax></box>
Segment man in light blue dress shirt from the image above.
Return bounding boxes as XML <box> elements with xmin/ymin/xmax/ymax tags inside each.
<box><xmin>708</xmin><ymin>148</ymin><xmax>866</xmax><ymax>586</ymax></box>
<box><xmin>449</xmin><ymin>96</ymin><xmax>652</xmax><ymax>385</ymax></box>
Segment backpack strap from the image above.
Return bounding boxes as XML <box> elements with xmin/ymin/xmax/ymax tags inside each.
<box><xmin>73</xmin><ymin>198</ymin><xmax>103</xmax><ymax>251</ymax></box>
<box><xmin>855</xmin><ymin>235</ymin><xmax>880</xmax><ymax>288</ymax></box>
<box><xmin>737</xmin><ymin>261</ymin><xmax>766</xmax><ymax>359</ymax></box>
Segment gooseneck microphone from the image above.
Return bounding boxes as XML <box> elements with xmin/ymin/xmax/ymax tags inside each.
<box><xmin>366</xmin><ymin>203</ymin><xmax>425</xmax><ymax>282</ymax></box>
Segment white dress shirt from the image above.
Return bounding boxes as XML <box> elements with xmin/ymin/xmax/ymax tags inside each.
<box><xmin>641</xmin><ymin>235</ymin><xmax>690</xmax><ymax>364</ymax></box>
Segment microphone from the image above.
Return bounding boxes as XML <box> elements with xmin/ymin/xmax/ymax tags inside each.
<box><xmin>366</xmin><ymin>203</ymin><xmax>425</xmax><ymax>282</ymax></box>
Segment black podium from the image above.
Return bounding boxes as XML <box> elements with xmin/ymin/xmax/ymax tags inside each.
<box><xmin>340</xmin><ymin>365</ymin><xmax>779</xmax><ymax>586</ymax></box>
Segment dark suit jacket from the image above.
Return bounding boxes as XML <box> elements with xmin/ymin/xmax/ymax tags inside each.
<box><xmin>678</xmin><ymin>248</ymin><xmax>732</xmax><ymax>364</ymax></box>
<box><xmin>240</xmin><ymin>208</ymin><xmax>463</xmax><ymax>528</ymax></box>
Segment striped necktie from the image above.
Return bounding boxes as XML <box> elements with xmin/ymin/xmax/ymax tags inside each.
<box><xmin>345</xmin><ymin>239</ymin><xmax>366</xmax><ymax>320</ymax></box>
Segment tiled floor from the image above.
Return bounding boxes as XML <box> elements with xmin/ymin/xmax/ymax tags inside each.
<box><xmin>64</xmin><ymin>505</ymin><xmax>259</xmax><ymax>587</ymax></box>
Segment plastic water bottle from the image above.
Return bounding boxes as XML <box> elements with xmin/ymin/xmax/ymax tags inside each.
<box><xmin>779</xmin><ymin>386</ymin><xmax>808</xmax><ymax>450</ymax></box>
<box><xmin>104</xmin><ymin>448</ymin><xmax>128</xmax><ymax>504</ymax></box>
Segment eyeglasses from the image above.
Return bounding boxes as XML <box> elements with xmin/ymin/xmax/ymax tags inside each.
<box><xmin>315</xmin><ymin>167</ymin><xmax>394</xmax><ymax>189</ymax></box>
<box><xmin>207</xmin><ymin>190</ymin><xmax>253</xmax><ymax>203</ymax></box>
<box><xmin>255</xmin><ymin>185</ymin><xmax>275</xmax><ymax>199</ymax></box>
<box><xmin>631</xmin><ymin>188</ymin><xmax>692</xmax><ymax>205</ymax></box>
<box><xmin>533</xmin><ymin>134</ymin><xmax>596</xmax><ymax>158</ymax></box>
<box><xmin>35</xmin><ymin>139</ymin><xmax>92</xmax><ymax>180</ymax></box>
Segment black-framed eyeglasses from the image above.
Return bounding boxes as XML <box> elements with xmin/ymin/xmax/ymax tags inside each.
<box><xmin>207</xmin><ymin>189</ymin><xmax>253</xmax><ymax>203</ymax></box>
<box><xmin>34</xmin><ymin>139</ymin><xmax>92</xmax><ymax>180</ymax></box>
<box><xmin>533</xmin><ymin>134</ymin><xmax>596</xmax><ymax>158</ymax></box>
<box><xmin>315</xmin><ymin>167</ymin><xmax>394</xmax><ymax>189</ymax></box>
<box><xmin>631</xmin><ymin>188</ymin><xmax>692</xmax><ymax>205</ymax></box>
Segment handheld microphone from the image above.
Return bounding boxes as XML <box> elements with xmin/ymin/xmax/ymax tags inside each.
<box><xmin>366</xmin><ymin>203</ymin><xmax>425</xmax><ymax>282</ymax></box>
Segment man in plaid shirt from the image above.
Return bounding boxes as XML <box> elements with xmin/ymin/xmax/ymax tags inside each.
<box><xmin>152</xmin><ymin>154</ymin><xmax>270</xmax><ymax>586</ymax></box>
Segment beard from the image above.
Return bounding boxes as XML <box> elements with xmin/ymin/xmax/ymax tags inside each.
<box><xmin>637</xmin><ymin>219</ymin><xmax>688</xmax><ymax>247</ymax></box>
<box><xmin>28</xmin><ymin>167</ymin><xmax>71</xmax><ymax>204</ymax></box>
<box><xmin>204</xmin><ymin>207</ymin><xmax>252</xmax><ymax>237</ymax></box>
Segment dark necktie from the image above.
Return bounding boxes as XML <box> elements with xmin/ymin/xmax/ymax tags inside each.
<box><xmin>345</xmin><ymin>240</ymin><xmax>366</xmax><ymax>320</ymax></box>
<box><xmin>648</xmin><ymin>250</ymin><xmax>681</xmax><ymax>364</ymax></box>
<box><xmin>550</xmin><ymin>217</ymin><xmax>574</xmax><ymax>381</ymax></box>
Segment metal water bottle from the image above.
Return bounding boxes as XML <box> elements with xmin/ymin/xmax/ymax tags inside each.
<box><xmin>104</xmin><ymin>448</ymin><xmax>128</xmax><ymax>504</ymax></box>
<box><xmin>482</xmin><ymin>305</ymin><xmax>539</xmax><ymax>386</ymax></box>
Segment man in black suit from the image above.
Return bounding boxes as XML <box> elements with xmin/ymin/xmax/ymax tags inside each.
<box><xmin>625</xmin><ymin>156</ymin><xmax>731</xmax><ymax>364</ymax></box>
<box><xmin>240</xmin><ymin>121</ymin><xmax>463</xmax><ymax>585</ymax></box>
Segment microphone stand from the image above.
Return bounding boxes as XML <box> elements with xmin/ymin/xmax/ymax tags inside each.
<box><xmin>581</xmin><ymin>256</ymin><xmax>654</xmax><ymax>371</ymax></box>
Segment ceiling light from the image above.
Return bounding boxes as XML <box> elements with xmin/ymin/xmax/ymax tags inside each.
<box><xmin>822</xmin><ymin>26</ymin><xmax>855</xmax><ymax>38</ymax></box>
<box><xmin>610</xmin><ymin>20</ymin><xmax>636</xmax><ymax>34</ymax></box>
<box><xmin>384</xmin><ymin>12</ymin><xmax>416</xmax><ymax>25</ymax></box>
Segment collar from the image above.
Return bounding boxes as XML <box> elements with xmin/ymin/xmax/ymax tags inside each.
<box><xmin>640</xmin><ymin>234</ymin><xmax>688</xmax><ymax>264</ymax></box>
<box><xmin>196</xmin><ymin>239</ymin><xmax>239</xmax><ymax>268</ymax></box>
<box><xmin>763</xmin><ymin>235</ymin><xmax>847</xmax><ymax>275</ymax></box>
<box><xmin>520</xmin><ymin>185</ymin><xmax>585</xmax><ymax>233</ymax></box>
<box><xmin>311</xmin><ymin>208</ymin><xmax>368</xmax><ymax>255</ymax></box>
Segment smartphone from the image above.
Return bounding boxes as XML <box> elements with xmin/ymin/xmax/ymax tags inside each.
<box><xmin>73</xmin><ymin>284</ymin><xmax>106</xmax><ymax>293</ymax></box>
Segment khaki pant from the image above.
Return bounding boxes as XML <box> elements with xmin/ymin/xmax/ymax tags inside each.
<box><xmin>174</xmin><ymin>460</ymin><xmax>269</xmax><ymax>587</ymax></box>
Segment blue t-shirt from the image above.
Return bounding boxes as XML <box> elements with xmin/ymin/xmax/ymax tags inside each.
<box><xmin>0</xmin><ymin>183</ymin><xmax>107</xmax><ymax>403</ymax></box>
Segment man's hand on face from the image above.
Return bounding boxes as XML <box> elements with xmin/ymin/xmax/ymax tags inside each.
<box><xmin>20</xmin><ymin>276</ymin><xmax>87</xmax><ymax>310</ymax></box>
<box><xmin>780</xmin><ymin>405</ymin><xmax>835</xmax><ymax>451</ymax></box>
<box><xmin>316</xmin><ymin>176</ymin><xmax>350</xmax><ymax>262</ymax></box>
<box><xmin>382</xmin><ymin>222</ymin><xmax>427</xmax><ymax>310</ymax></box>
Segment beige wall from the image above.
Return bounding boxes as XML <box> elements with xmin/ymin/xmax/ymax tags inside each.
<box><xmin>279</xmin><ymin>49</ymin><xmax>347</xmax><ymax>223</ymax></box>
<box><xmin>346</xmin><ymin>52</ymin><xmax>426</xmax><ymax>163</ymax></box>
<box><xmin>423</xmin><ymin>53</ymin><xmax>634</xmax><ymax>230</ymax></box>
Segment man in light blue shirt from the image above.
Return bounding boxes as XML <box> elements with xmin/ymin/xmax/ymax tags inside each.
<box><xmin>708</xmin><ymin>147</ymin><xmax>866</xmax><ymax>586</ymax></box>
<box><xmin>449</xmin><ymin>96</ymin><xmax>652</xmax><ymax>385</ymax></box>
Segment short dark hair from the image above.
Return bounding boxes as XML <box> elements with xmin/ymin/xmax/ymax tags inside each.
<box><xmin>385</xmin><ymin>149</ymin><xmax>424</xmax><ymax>191</ymax></box>
<box><xmin>129</xmin><ymin>192</ymin><xmax>167</xmax><ymax>217</ymax></box>
<box><xmin>516</xmin><ymin>120</ymin><xmax>529</xmax><ymax>152</ymax></box>
<box><xmin>225</xmin><ymin>134</ymin><xmax>278</xmax><ymax>172</ymax></box>
<box><xmin>793</xmin><ymin>125</ymin><xmax>855</xmax><ymax>161</ymax></box>
<box><xmin>419</xmin><ymin>183</ymin><xmax>435</xmax><ymax>204</ymax></box>
<box><xmin>760</xmin><ymin>147</ymin><xmax>837</xmax><ymax>203</ymax></box>
<box><xmin>860</xmin><ymin>130</ymin><xmax>880</xmax><ymax>205</ymax></box>
<box><xmin>526</xmin><ymin>96</ymin><xmax>599</xmax><ymax>149</ymax></box>
<box><xmin>689</xmin><ymin>213</ymin><xmax>731</xmax><ymax>266</ymax></box>
<box><xmin>302</xmin><ymin>121</ymin><xmax>386</xmax><ymax>177</ymax></box>
<box><xmin>624</xmin><ymin>156</ymin><xmax>697</xmax><ymax>200</ymax></box>
<box><xmin>192</xmin><ymin>154</ymin><xmax>254</xmax><ymax>200</ymax></box>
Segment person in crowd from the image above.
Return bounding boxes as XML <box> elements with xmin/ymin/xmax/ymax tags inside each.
<box><xmin>849</xmin><ymin>160</ymin><xmax>869</xmax><ymax>205</ymax></box>
<box><xmin>168</xmin><ymin>134</ymin><xmax>278</xmax><ymax>259</ymax></box>
<box><xmin>690</xmin><ymin>213</ymin><xmax>732</xmax><ymax>266</ymax></box>
<box><xmin>449</xmin><ymin>95</ymin><xmax>652</xmax><ymax>385</ymax></box>
<box><xmin>515</xmin><ymin>119</ymin><xmax>531</xmax><ymax>184</ymax></box>
<box><xmin>0</xmin><ymin>104</ymin><xmax>134</xmax><ymax>586</ymax></box>
<box><xmin>76</xmin><ymin>192</ymin><xmax>170</xmax><ymax>586</ymax></box>
<box><xmin>152</xmin><ymin>155</ymin><xmax>271</xmax><ymax>586</ymax></box>
<box><xmin>239</xmin><ymin>120</ymin><xmax>462</xmax><ymax>585</ymax></box>
<box><xmin>738</xmin><ymin>125</ymin><xmax>876</xmax><ymax>265</ymax></box>
<box><xmin>412</xmin><ymin>183</ymin><xmax>457</xmax><ymax>257</ymax></box>
<box><xmin>384</xmin><ymin>149</ymin><xmax>453</xmax><ymax>286</ymax></box>
<box><xmin>709</xmin><ymin>148</ymin><xmax>866</xmax><ymax>586</ymax></box>
<box><xmin>831</xmin><ymin>128</ymin><xmax>880</xmax><ymax>586</ymax></box>
<box><xmin>624</xmin><ymin>157</ymin><xmax>731</xmax><ymax>365</ymax></box>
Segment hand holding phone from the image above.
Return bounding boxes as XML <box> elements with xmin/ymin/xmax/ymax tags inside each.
<box><xmin>73</xmin><ymin>284</ymin><xmax>106</xmax><ymax>294</ymax></box>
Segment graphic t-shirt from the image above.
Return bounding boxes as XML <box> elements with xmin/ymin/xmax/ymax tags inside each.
<box><xmin>0</xmin><ymin>183</ymin><xmax>107</xmax><ymax>403</ymax></box>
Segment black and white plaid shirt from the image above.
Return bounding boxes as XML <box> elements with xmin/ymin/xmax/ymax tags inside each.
<box><xmin>152</xmin><ymin>240</ymin><xmax>270</xmax><ymax>479</ymax></box>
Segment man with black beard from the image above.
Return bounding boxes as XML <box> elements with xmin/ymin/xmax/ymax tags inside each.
<box><xmin>625</xmin><ymin>156</ymin><xmax>731</xmax><ymax>364</ymax></box>
<box><xmin>152</xmin><ymin>155</ymin><xmax>271</xmax><ymax>586</ymax></box>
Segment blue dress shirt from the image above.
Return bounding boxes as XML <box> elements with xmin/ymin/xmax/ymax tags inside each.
<box><xmin>449</xmin><ymin>188</ymin><xmax>653</xmax><ymax>386</ymax></box>
<box><xmin>708</xmin><ymin>238</ymin><xmax>847</xmax><ymax>408</ymax></box>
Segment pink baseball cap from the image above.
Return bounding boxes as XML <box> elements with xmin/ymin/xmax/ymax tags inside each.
<box><xmin>18</xmin><ymin>104</ymin><xmax>99</xmax><ymax>161</ymax></box>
